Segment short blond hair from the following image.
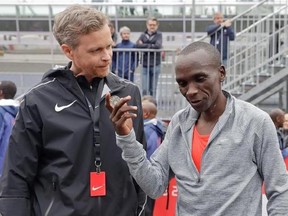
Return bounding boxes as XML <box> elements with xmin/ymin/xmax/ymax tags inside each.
<box><xmin>53</xmin><ymin>4</ymin><xmax>109</xmax><ymax>49</ymax></box>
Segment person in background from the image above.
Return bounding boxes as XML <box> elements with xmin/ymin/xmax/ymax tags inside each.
<box><xmin>269</xmin><ymin>22</ymin><xmax>284</xmax><ymax>64</ymax></box>
<box><xmin>112</xmin><ymin>26</ymin><xmax>138</xmax><ymax>82</ymax></box>
<box><xmin>142</xmin><ymin>100</ymin><xmax>164</xmax><ymax>216</ymax></box>
<box><xmin>109</xmin><ymin>22</ymin><xmax>118</xmax><ymax>48</ymax></box>
<box><xmin>283</xmin><ymin>113</ymin><xmax>288</xmax><ymax>130</ymax></box>
<box><xmin>136</xmin><ymin>17</ymin><xmax>162</xmax><ymax>97</ymax></box>
<box><xmin>106</xmin><ymin>41</ymin><xmax>288</xmax><ymax>215</ymax></box>
<box><xmin>142</xmin><ymin>94</ymin><xmax>168</xmax><ymax>137</ymax></box>
<box><xmin>142</xmin><ymin>100</ymin><xmax>164</xmax><ymax>160</ymax></box>
<box><xmin>0</xmin><ymin>5</ymin><xmax>147</xmax><ymax>216</ymax></box>
<box><xmin>269</xmin><ymin>108</ymin><xmax>288</xmax><ymax>160</ymax></box>
<box><xmin>0</xmin><ymin>80</ymin><xmax>19</xmax><ymax>176</ymax></box>
<box><xmin>206</xmin><ymin>12</ymin><xmax>235</xmax><ymax>67</ymax></box>
<box><xmin>282</xmin><ymin>112</ymin><xmax>288</xmax><ymax>140</ymax></box>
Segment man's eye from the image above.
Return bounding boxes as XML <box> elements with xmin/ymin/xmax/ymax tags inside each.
<box><xmin>196</xmin><ymin>76</ymin><xmax>206</xmax><ymax>82</ymax></box>
<box><xmin>177</xmin><ymin>81</ymin><xmax>187</xmax><ymax>87</ymax></box>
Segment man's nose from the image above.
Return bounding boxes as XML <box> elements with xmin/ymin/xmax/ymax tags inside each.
<box><xmin>102</xmin><ymin>50</ymin><xmax>111</xmax><ymax>61</ymax></box>
<box><xmin>186</xmin><ymin>82</ymin><xmax>198</xmax><ymax>96</ymax></box>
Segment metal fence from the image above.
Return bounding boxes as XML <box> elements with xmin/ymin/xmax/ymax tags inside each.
<box><xmin>0</xmin><ymin>48</ymin><xmax>187</xmax><ymax>120</ymax></box>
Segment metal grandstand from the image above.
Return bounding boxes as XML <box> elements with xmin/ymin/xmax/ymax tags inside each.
<box><xmin>0</xmin><ymin>0</ymin><xmax>287</xmax><ymax>119</ymax></box>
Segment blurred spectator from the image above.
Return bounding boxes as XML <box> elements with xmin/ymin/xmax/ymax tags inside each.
<box><xmin>142</xmin><ymin>100</ymin><xmax>164</xmax><ymax>159</ymax></box>
<box><xmin>142</xmin><ymin>95</ymin><xmax>168</xmax><ymax>136</ymax></box>
<box><xmin>206</xmin><ymin>12</ymin><xmax>235</xmax><ymax>67</ymax></box>
<box><xmin>142</xmin><ymin>94</ymin><xmax>157</xmax><ymax>106</ymax></box>
<box><xmin>109</xmin><ymin>22</ymin><xmax>118</xmax><ymax>47</ymax></box>
<box><xmin>269</xmin><ymin>22</ymin><xmax>284</xmax><ymax>64</ymax></box>
<box><xmin>269</xmin><ymin>108</ymin><xmax>288</xmax><ymax>159</ymax></box>
<box><xmin>0</xmin><ymin>80</ymin><xmax>19</xmax><ymax>176</ymax></box>
<box><xmin>283</xmin><ymin>113</ymin><xmax>288</xmax><ymax>130</ymax></box>
<box><xmin>136</xmin><ymin>17</ymin><xmax>162</xmax><ymax>97</ymax></box>
<box><xmin>112</xmin><ymin>26</ymin><xmax>138</xmax><ymax>82</ymax></box>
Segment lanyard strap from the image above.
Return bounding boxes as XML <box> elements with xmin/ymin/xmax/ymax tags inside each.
<box><xmin>85</xmin><ymin>78</ymin><xmax>105</xmax><ymax>173</ymax></box>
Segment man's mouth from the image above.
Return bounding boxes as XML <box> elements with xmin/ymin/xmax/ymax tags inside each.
<box><xmin>190</xmin><ymin>100</ymin><xmax>202</xmax><ymax>106</ymax></box>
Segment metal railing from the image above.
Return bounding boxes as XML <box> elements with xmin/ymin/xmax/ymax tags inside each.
<box><xmin>1</xmin><ymin>1</ymin><xmax>288</xmax><ymax>118</ymax></box>
<box><xmin>224</xmin><ymin>4</ymin><xmax>288</xmax><ymax>94</ymax></box>
<box><xmin>0</xmin><ymin>1</ymin><xmax>287</xmax><ymax>50</ymax></box>
<box><xmin>0</xmin><ymin>48</ymin><xmax>185</xmax><ymax>120</ymax></box>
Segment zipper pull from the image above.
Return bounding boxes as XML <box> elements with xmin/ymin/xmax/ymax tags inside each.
<box><xmin>52</xmin><ymin>175</ymin><xmax>58</xmax><ymax>191</ymax></box>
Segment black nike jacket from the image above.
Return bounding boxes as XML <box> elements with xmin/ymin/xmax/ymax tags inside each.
<box><xmin>0</xmin><ymin>65</ymin><xmax>147</xmax><ymax>216</ymax></box>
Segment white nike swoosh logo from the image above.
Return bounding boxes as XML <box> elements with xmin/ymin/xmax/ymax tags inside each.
<box><xmin>55</xmin><ymin>100</ymin><xmax>77</xmax><ymax>112</ymax></box>
<box><xmin>92</xmin><ymin>185</ymin><xmax>103</xmax><ymax>191</ymax></box>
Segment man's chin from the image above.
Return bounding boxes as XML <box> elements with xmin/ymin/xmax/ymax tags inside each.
<box><xmin>96</xmin><ymin>70</ymin><xmax>109</xmax><ymax>78</ymax></box>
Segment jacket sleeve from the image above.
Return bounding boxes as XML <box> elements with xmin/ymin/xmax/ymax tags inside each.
<box><xmin>0</xmin><ymin>97</ymin><xmax>41</xmax><ymax>216</ymax></box>
<box><xmin>257</xmin><ymin>115</ymin><xmax>288</xmax><ymax>215</ymax></box>
<box><xmin>206</xmin><ymin>24</ymin><xmax>220</xmax><ymax>35</ymax></box>
<box><xmin>150</xmin><ymin>32</ymin><xmax>162</xmax><ymax>49</ymax></box>
<box><xmin>130</xmin><ymin>85</ymin><xmax>148</xmax><ymax>215</ymax></box>
<box><xmin>132</xmin><ymin>85</ymin><xmax>146</xmax><ymax>150</ymax></box>
<box><xmin>116</xmin><ymin>112</ymin><xmax>178</xmax><ymax>199</ymax></box>
<box><xmin>136</xmin><ymin>33</ymin><xmax>147</xmax><ymax>48</ymax></box>
<box><xmin>226</xmin><ymin>26</ymin><xmax>235</xmax><ymax>41</ymax></box>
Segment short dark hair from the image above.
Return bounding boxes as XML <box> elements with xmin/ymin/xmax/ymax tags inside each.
<box><xmin>179</xmin><ymin>41</ymin><xmax>221</xmax><ymax>66</ymax></box>
<box><xmin>0</xmin><ymin>80</ymin><xmax>17</xmax><ymax>99</ymax></box>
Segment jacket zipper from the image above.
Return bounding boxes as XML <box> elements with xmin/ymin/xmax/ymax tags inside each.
<box><xmin>44</xmin><ymin>175</ymin><xmax>58</xmax><ymax>216</ymax></box>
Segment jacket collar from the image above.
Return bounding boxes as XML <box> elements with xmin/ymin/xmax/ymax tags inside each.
<box><xmin>43</xmin><ymin>62</ymin><xmax>129</xmax><ymax>102</ymax></box>
<box><xmin>178</xmin><ymin>90</ymin><xmax>234</xmax><ymax>135</ymax></box>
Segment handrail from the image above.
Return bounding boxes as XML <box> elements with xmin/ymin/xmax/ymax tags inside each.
<box><xmin>222</xmin><ymin>5</ymin><xmax>288</xmax><ymax>90</ymax></box>
<box><xmin>196</xmin><ymin>0</ymin><xmax>269</xmax><ymax>42</ymax></box>
<box><xmin>236</xmin><ymin>5</ymin><xmax>288</xmax><ymax>37</ymax></box>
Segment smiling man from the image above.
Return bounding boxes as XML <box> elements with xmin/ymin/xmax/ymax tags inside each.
<box><xmin>0</xmin><ymin>5</ymin><xmax>146</xmax><ymax>216</ymax></box>
<box><xmin>106</xmin><ymin>41</ymin><xmax>288</xmax><ymax>215</ymax></box>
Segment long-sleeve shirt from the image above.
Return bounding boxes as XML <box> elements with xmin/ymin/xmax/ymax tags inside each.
<box><xmin>116</xmin><ymin>91</ymin><xmax>288</xmax><ymax>216</ymax></box>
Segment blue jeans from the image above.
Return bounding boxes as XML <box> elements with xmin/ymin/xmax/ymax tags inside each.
<box><xmin>141</xmin><ymin>64</ymin><xmax>161</xmax><ymax>97</ymax></box>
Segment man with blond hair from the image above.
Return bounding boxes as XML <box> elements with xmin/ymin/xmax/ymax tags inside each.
<box><xmin>0</xmin><ymin>5</ymin><xmax>146</xmax><ymax>216</ymax></box>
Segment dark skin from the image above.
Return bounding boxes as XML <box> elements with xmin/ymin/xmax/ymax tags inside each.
<box><xmin>105</xmin><ymin>94</ymin><xmax>136</xmax><ymax>136</ymax></box>
<box><xmin>106</xmin><ymin>48</ymin><xmax>227</xmax><ymax>136</ymax></box>
<box><xmin>175</xmin><ymin>49</ymin><xmax>227</xmax><ymax>134</ymax></box>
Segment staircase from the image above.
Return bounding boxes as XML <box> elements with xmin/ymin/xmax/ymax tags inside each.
<box><xmin>199</xmin><ymin>1</ymin><xmax>288</xmax><ymax>111</ymax></box>
<box><xmin>228</xmin><ymin>4</ymin><xmax>288</xmax><ymax>111</ymax></box>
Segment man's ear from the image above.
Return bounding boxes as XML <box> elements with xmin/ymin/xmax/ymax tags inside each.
<box><xmin>219</xmin><ymin>65</ymin><xmax>226</xmax><ymax>82</ymax></box>
<box><xmin>61</xmin><ymin>44</ymin><xmax>73</xmax><ymax>60</ymax></box>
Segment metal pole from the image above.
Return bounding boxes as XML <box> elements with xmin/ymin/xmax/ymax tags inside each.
<box><xmin>191</xmin><ymin>0</ymin><xmax>195</xmax><ymax>42</ymax></box>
